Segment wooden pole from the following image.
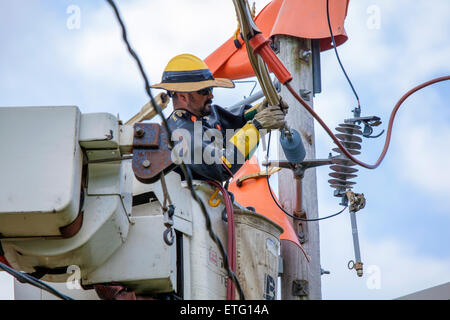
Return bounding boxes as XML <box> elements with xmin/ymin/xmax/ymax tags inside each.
<box><xmin>276</xmin><ymin>35</ymin><xmax>321</xmax><ymax>300</ymax></box>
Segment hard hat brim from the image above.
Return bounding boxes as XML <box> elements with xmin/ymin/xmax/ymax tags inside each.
<box><xmin>151</xmin><ymin>78</ymin><xmax>234</xmax><ymax>92</ymax></box>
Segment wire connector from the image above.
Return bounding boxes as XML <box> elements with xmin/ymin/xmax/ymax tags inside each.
<box><xmin>345</xmin><ymin>191</ymin><xmax>366</xmax><ymax>213</ymax></box>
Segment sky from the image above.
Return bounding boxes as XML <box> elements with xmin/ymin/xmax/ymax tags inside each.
<box><xmin>0</xmin><ymin>0</ymin><xmax>449</xmax><ymax>300</ymax></box>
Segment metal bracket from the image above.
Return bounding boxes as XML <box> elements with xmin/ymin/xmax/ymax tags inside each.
<box><xmin>263</xmin><ymin>158</ymin><xmax>335</xmax><ymax>179</ymax></box>
<box><xmin>294</xmin><ymin>209</ymin><xmax>308</xmax><ymax>244</ymax></box>
<box><xmin>345</xmin><ymin>114</ymin><xmax>384</xmax><ymax>139</ymax></box>
<box><xmin>299</xmin><ymin>49</ymin><xmax>312</xmax><ymax>63</ymax></box>
<box><xmin>345</xmin><ymin>191</ymin><xmax>366</xmax><ymax>213</ymax></box>
<box><xmin>292</xmin><ymin>279</ymin><xmax>309</xmax><ymax>297</ymax></box>
<box><xmin>300</xmin><ymin>89</ymin><xmax>311</xmax><ymax>101</ymax></box>
<box><xmin>132</xmin><ymin>123</ymin><xmax>175</xmax><ymax>184</ymax></box>
<box><xmin>263</xmin><ymin>158</ymin><xmax>335</xmax><ymax>245</ymax></box>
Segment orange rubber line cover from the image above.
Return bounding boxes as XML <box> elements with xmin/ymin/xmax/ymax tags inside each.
<box><xmin>205</xmin><ymin>0</ymin><xmax>350</xmax><ymax>80</ymax></box>
<box><xmin>228</xmin><ymin>157</ymin><xmax>303</xmax><ymax>249</ymax></box>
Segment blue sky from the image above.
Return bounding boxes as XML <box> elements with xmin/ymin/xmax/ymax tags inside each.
<box><xmin>1</xmin><ymin>0</ymin><xmax>449</xmax><ymax>299</ymax></box>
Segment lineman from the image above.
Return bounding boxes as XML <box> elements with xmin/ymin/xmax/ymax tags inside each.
<box><xmin>152</xmin><ymin>53</ymin><xmax>287</xmax><ymax>181</ymax></box>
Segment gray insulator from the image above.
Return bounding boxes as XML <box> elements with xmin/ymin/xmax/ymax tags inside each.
<box><xmin>280</xmin><ymin>129</ymin><xmax>306</xmax><ymax>164</ymax></box>
<box><xmin>329</xmin><ymin>123</ymin><xmax>362</xmax><ymax>197</ymax></box>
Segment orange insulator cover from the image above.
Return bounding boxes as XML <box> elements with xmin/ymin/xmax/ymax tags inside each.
<box><xmin>248</xmin><ymin>33</ymin><xmax>293</xmax><ymax>84</ymax></box>
<box><xmin>228</xmin><ymin>158</ymin><xmax>303</xmax><ymax>249</ymax></box>
<box><xmin>205</xmin><ymin>0</ymin><xmax>350</xmax><ymax>80</ymax></box>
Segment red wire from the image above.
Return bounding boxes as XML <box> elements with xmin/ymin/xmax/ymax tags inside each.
<box><xmin>0</xmin><ymin>256</ymin><xmax>11</xmax><ymax>268</ymax></box>
<box><xmin>285</xmin><ymin>75</ymin><xmax>450</xmax><ymax>169</ymax></box>
<box><xmin>222</xmin><ymin>162</ymin><xmax>234</xmax><ymax>178</ymax></box>
<box><xmin>206</xmin><ymin>180</ymin><xmax>236</xmax><ymax>300</ymax></box>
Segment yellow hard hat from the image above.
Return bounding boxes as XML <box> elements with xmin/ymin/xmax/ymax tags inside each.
<box><xmin>151</xmin><ymin>54</ymin><xmax>234</xmax><ymax>92</ymax></box>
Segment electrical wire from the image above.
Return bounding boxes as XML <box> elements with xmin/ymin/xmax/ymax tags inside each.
<box><xmin>326</xmin><ymin>0</ymin><xmax>360</xmax><ymax>109</ymax></box>
<box><xmin>285</xmin><ymin>75</ymin><xmax>450</xmax><ymax>170</ymax></box>
<box><xmin>265</xmin><ymin>131</ymin><xmax>348</xmax><ymax>222</ymax></box>
<box><xmin>207</xmin><ymin>180</ymin><xmax>237</xmax><ymax>300</ymax></box>
<box><xmin>233</xmin><ymin>0</ymin><xmax>280</xmax><ymax>107</ymax></box>
<box><xmin>324</xmin><ymin>1</ymin><xmax>450</xmax><ymax>169</ymax></box>
<box><xmin>105</xmin><ymin>0</ymin><xmax>245</xmax><ymax>300</ymax></box>
<box><xmin>0</xmin><ymin>262</ymin><xmax>74</xmax><ymax>300</ymax></box>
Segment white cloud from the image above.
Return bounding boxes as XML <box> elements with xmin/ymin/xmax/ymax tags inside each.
<box><xmin>395</xmin><ymin>123</ymin><xmax>450</xmax><ymax>197</ymax></box>
<box><xmin>385</xmin><ymin>88</ymin><xmax>450</xmax><ymax>212</ymax></box>
<box><xmin>319</xmin><ymin>201</ymin><xmax>450</xmax><ymax>299</ymax></box>
<box><xmin>314</xmin><ymin>0</ymin><xmax>450</xmax><ymax>208</ymax></box>
<box><xmin>61</xmin><ymin>0</ymin><xmax>260</xmax><ymax>88</ymax></box>
<box><xmin>316</xmin><ymin>0</ymin><xmax>450</xmax><ymax>294</ymax></box>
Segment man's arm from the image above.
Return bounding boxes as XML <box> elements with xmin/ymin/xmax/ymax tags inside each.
<box><xmin>169</xmin><ymin>117</ymin><xmax>233</xmax><ymax>182</ymax></box>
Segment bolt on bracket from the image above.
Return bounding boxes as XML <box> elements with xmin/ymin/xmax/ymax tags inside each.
<box><xmin>299</xmin><ymin>49</ymin><xmax>312</xmax><ymax>63</ymax></box>
<box><xmin>300</xmin><ymin>89</ymin><xmax>312</xmax><ymax>101</ymax></box>
<box><xmin>292</xmin><ymin>279</ymin><xmax>309</xmax><ymax>297</ymax></box>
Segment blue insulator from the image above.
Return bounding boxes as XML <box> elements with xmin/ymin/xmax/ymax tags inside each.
<box><xmin>280</xmin><ymin>129</ymin><xmax>306</xmax><ymax>164</ymax></box>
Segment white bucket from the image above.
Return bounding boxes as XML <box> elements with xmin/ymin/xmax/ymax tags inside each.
<box><xmin>234</xmin><ymin>208</ymin><xmax>283</xmax><ymax>300</ymax></box>
<box><xmin>188</xmin><ymin>183</ymin><xmax>283</xmax><ymax>300</ymax></box>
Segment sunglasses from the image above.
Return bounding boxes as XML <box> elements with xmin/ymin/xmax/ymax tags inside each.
<box><xmin>197</xmin><ymin>87</ymin><xmax>213</xmax><ymax>96</ymax></box>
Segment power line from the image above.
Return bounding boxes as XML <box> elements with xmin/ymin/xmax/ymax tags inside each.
<box><xmin>265</xmin><ymin>131</ymin><xmax>348</xmax><ymax>222</ymax></box>
<box><xmin>326</xmin><ymin>0</ymin><xmax>361</xmax><ymax>109</ymax></box>
<box><xmin>0</xmin><ymin>262</ymin><xmax>74</xmax><ymax>300</ymax></box>
<box><xmin>105</xmin><ymin>0</ymin><xmax>245</xmax><ymax>300</ymax></box>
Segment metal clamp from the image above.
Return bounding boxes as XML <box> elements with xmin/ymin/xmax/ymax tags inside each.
<box><xmin>345</xmin><ymin>111</ymin><xmax>384</xmax><ymax>139</ymax></box>
<box><xmin>263</xmin><ymin>158</ymin><xmax>334</xmax><ymax>179</ymax></box>
<box><xmin>348</xmin><ymin>260</ymin><xmax>364</xmax><ymax>277</ymax></box>
<box><xmin>345</xmin><ymin>191</ymin><xmax>366</xmax><ymax>213</ymax></box>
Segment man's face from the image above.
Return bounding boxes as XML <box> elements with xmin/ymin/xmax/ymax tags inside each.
<box><xmin>188</xmin><ymin>88</ymin><xmax>214</xmax><ymax>117</ymax></box>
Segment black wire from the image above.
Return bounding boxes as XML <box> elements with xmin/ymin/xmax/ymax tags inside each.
<box><xmin>265</xmin><ymin>131</ymin><xmax>348</xmax><ymax>222</ymax></box>
<box><xmin>326</xmin><ymin>0</ymin><xmax>361</xmax><ymax>108</ymax></box>
<box><xmin>0</xmin><ymin>262</ymin><xmax>74</xmax><ymax>300</ymax></box>
<box><xmin>105</xmin><ymin>0</ymin><xmax>245</xmax><ymax>300</ymax></box>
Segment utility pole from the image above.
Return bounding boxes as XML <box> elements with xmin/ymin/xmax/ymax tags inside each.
<box><xmin>276</xmin><ymin>35</ymin><xmax>321</xmax><ymax>300</ymax></box>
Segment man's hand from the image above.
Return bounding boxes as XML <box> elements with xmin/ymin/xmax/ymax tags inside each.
<box><xmin>252</xmin><ymin>105</ymin><xmax>286</xmax><ymax>130</ymax></box>
<box><xmin>245</xmin><ymin>97</ymin><xmax>289</xmax><ymax>122</ymax></box>
<box><xmin>278</xmin><ymin>98</ymin><xmax>289</xmax><ymax>114</ymax></box>
<box><xmin>259</xmin><ymin>97</ymin><xmax>289</xmax><ymax>114</ymax></box>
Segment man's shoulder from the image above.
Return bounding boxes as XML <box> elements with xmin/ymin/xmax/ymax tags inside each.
<box><xmin>170</xmin><ymin>109</ymin><xmax>189</xmax><ymax>121</ymax></box>
<box><xmin>208</xmin><ymin>104</ymin><xmax>247</xmax><ymax>130</ymax></box>
<box><xmin>167</xmin><ymin>109</ymin><xmax>195</xmax><ymax>130</ymax></box>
